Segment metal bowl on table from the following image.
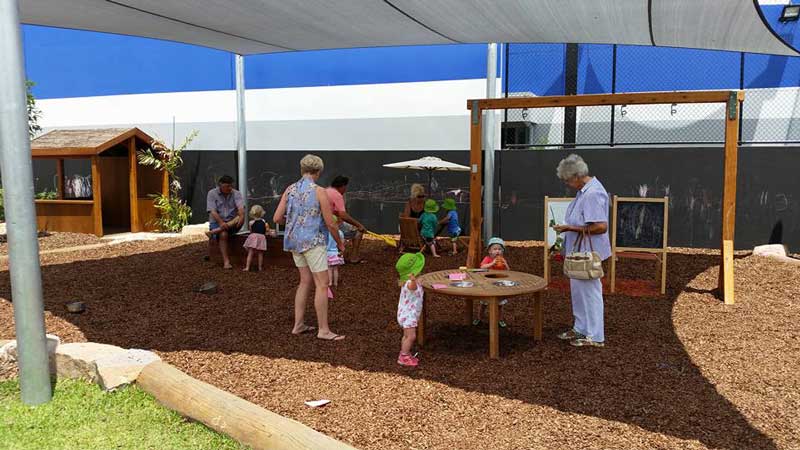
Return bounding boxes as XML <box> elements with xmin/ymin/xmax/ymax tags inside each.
<box><xmin>450</xmin><ymin>281</ymin><xmax>475</xmax><ymax>288</ymax></box>
<box><xmin>493</xmin><ymin>280</ymin><xmax>519</xmax><ymax>287</ymax></box>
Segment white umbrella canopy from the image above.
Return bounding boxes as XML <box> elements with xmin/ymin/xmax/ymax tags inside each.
<box><xmin>383</xmin><ymin>156</ymin><xmax>470</xmax><ymax>195</ymax></box>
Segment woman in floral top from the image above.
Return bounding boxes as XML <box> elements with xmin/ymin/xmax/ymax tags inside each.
<box><xmin>274</xmin><ymin>154</ymin><xmax>345</xmax><ymax>341</ymax></box>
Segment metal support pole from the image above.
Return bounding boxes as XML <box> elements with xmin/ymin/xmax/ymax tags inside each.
<box><xmin>235</xmin><ymin>54</ymin><xmax>248</xmax><ymax>227</ymax></box>
<box><xmin>0</xmin><ymin>0</ymin><xmax>52</xmax><ymax>405</ymax></box>
<box><xmin>483</xmin><ymin>43</ymin><xmax>498</xmax><ymax>241</ymax></box>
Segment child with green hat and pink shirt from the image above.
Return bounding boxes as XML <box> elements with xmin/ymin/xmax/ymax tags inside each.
<box><xmin>396</xmin><ymin>252</ymin><xmax>426</xmax><ymax>367</ymax></box>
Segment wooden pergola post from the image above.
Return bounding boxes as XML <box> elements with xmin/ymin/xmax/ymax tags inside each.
<box><xmin>468</xmin><ymin>100</ymin><xmax>483</xmax><ymax>268</ymax></box>
<box><xmin>720</xmin><ymin>92</ymin><xmax>744</xmax><ymax>305</ymax></box>
<box><xmin>128</xmin><ymin>137</ymin><xmax>141</xmax><ymax>232</ymax></box>
<box><xmin>466</xmin><ymin>90</ymin><xmax>743</xmax><ymax>304</ymax></box>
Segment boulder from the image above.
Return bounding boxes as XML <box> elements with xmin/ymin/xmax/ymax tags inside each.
<box><xmin>753</xmin><ymin>244</ymin><xmax>788</xmax><ymax>258</ymax></box>
<box><xmin>95</xmin><ymin>349</ymin><xmax>161</xmax><ymax>391</ymax></box>
<box><xmin>1</xmin><ymin>334</ymin><xmax>61</xmax><ymax>363</ymax></box>
<box><xmin>54</xmin><ymin>342</ymin><xmax>126</xmax><ymax>381</ymax></box>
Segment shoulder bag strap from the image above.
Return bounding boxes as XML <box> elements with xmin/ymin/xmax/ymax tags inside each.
<box><xmin>572</xmin><ymin>229</ymin><xmax>584</xmax><ymax>253</ymax></box>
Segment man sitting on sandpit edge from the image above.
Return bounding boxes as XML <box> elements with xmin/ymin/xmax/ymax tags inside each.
<box><xmin>206</xmin><ymin>175</ymin><xmax>245</xmax><ymax>269</ymax></box>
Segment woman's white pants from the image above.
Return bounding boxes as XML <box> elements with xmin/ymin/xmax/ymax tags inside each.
<box><xmin>569</xmin><ymin>277</ymin><xmax>605</xmax><ymax>342</ymax></box>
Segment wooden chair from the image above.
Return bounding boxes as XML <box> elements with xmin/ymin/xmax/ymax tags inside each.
<box><xmin>398</xmin><ymin>217</ymin><xmax>425</xmax><ymax>253</ymax></box>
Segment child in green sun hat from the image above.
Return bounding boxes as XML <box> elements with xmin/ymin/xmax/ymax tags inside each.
<box><xmin>396</xmin><ymin>252</ymin><xmax>426</xmax><ymax>367</ymax></box>
<box><xmin>419</xmin><ymin>199</ymin><xmax>440</xmax><ymax>258</ymax></box>
<box><xmin>440</xmin><ymin>197</ymin><xmax>461</xmax><ymax>256</ymax></box>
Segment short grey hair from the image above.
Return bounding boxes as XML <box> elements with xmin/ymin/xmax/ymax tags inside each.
<box><xmin>300</xmin><ymin>154</ymin><xmax>324</xmax><ymax>175</ymax></box>
<box><xmin>556</xmin><ymin>154</ymin><xmax>589</xmax><ymax>181</ymax></box>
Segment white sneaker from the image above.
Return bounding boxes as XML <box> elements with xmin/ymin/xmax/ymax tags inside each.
<box><xmin>557</xmin><ymin>329</ymin><xmax>585</xmax><ymax>340</ymax></box>
<box><xmin>569</xmin><ymin>337</ymin><xmax>605</xmax><ymax>348</ymax></box>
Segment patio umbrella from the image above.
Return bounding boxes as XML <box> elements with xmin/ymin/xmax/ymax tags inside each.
<box><xmin>383</xmin><ymin>156</ymin><xmax>470</xmax><ymax>195</ymax></box>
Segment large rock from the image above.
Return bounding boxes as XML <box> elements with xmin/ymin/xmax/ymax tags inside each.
<box><xmin>1</xmin><ymin>334</ymin><xmax>61</xmax><ymax>363</ymax></box>
<box><xmin>54</xmin><ymin>342</ymin><xmax>126</xmax><ymax>381</ymax></box>
<box><xmin>753</xmin><ymin>244</ymin><xmax>788</xmax><ymax>258</ymax></box>
<box><xmin>95</xmin><ymin>349</ymin><xmax>161</xmax><ymax>391</ymax></box>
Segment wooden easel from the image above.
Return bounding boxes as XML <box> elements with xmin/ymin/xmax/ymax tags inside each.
<box><xmin>610</xmin><ymin>196</ymin><xmax>669</xmax><ymax>295</ymax></box>
<box><xmin>543</xmin><ymin>196</ymin><xmax>573</xmax><ymax>284</ymax></box>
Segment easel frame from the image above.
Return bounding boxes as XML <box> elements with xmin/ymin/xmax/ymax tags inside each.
<box><xmin>543</xmin><ymin>196</ymin><xmax>573</xmax><ymax>284</ymax></box>
<box><xmin>467</xmin><ymin>90</ymin><xmax>742</xmax><ymax>304</ymax></box>
<box><xmin>609</xmin><ymin>196</ymin><xmax>669</xmax><ymax>295</ymax></box>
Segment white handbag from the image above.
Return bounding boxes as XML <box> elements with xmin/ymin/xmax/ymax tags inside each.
<box><xmin>563</xmin><ymin>229</ymin><xmax>604</xmax><ymax>280</ymax></box>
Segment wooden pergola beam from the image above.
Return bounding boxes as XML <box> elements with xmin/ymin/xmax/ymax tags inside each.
<box><xmin>468</xmin><ymin>90</ymin><xmax>744</xmax><ymax>111</ymax></box>
<box><xmin>467</xmin><ymin>90</ymin><xmax>743</xmax><ymax>305</ymax></box>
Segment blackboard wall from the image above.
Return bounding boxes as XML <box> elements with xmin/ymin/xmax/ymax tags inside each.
<box><xmin>28</xmin><ymin>146</ymin><xmax>799</xmax><ymax>251</ymax></box>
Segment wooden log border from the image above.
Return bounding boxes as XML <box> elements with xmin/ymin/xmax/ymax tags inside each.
<box><xmin>137</xmin><ymin>361</ymin><xmax>355</xmax><ymax>450</ymax></box>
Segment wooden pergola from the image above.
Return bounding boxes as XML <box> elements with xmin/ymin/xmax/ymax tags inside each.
<box><xmin>466</xmin><ymin>91</ymin><xmax>744</xmax><ymax>305</ymax></box>
<box><xmin>31</xmin><ymin>128</ymin><xmax>167</xmax><ymax>237</ymax></box>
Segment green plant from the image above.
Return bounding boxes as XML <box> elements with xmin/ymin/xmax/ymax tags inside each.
<box><xmin>137</xmin><ymin>131</ymin><xmax>197</xmax><ymax>232</ymax></box>
<box><xmin>27</xmin><ymin>80</ymin><xmax>42</xmax><ymax>138</ymax></box>
<box><xmin>35</xmin><ymin>189</ymin><xmax>57</xmax><ymax>200</ymax></box>
<box><xmin>549</xmin><ymin>216</ymin><xmax>564</xmax><ymax>254</ymax></box>
<box><xmin>149</xmin><ymin>193</ymin><xmax>192</xmax><ymax>232</ymax></box>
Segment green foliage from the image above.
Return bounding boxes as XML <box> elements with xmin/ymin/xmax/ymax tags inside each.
<box><xmin>149</xmin><ymin>193</ymin><xmax>193</xmax><ymax>233</ymax></box>
<box><xmin>549</xmin><ymin>218</ymin><xmax>564</xmax><ymax>253</ymax></box>
<box><xmin>34</xmin><ymin>190</ymin><xmax>58</xmax><ymax>200</ymax></box>
<box><xmin>27</xmin><ymin>80</ymin><xmax>42</xmax><ymax>138</ymax></box>
<box><xmin>137</xmin><ymin>131</ymin><xmax>198</xmax><ymax>232</ymax></box>
<box><xmin>0</xmin><ymin>378</ymin><xmax>245</xmax><ymax>449</ymax></box>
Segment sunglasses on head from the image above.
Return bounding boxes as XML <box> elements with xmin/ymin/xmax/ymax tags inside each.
<box><xmin>417</xmin><ymin>194</ymin><xmax>426</xmax><ymax>198</ymax></box>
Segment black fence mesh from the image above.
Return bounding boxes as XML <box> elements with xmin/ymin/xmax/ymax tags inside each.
<box><xmin>502</xmin><ymin>43</ymin><xmax>800</xmax><ymax>147</ymax></box>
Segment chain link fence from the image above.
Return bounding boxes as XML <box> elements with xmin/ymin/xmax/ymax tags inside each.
<box><xmin>502</xmin><ymin>43</ymin><xmax>800</xmax><ymax>148</ymax></box>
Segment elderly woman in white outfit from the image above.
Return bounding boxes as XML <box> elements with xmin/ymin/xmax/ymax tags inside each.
<box><xmin>552</xmin><ymin>154</ymin><xmax>610</xmax><ymax>347</ymax></box>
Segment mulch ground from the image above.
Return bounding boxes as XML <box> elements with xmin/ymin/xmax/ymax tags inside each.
<box><xmin>0</xmin><ymin>236</ymin><xmax>798</xmax><ymax>450</ymax></box>
<box><xmin>0</xmin><ymin>232</ymin><xmax>104</xmax><ymax>255</ymax></box>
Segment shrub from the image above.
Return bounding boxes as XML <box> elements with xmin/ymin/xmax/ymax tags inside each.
<box><xmin>137</xmin><ymin>131</ymin><xmax>198</xmax><ymax>232</ymax></box>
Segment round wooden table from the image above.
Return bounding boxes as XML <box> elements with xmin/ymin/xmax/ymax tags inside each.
<box><xmin>417</xmin><ymin>269</ymin><xmax>548</xmax><ymax>359</ymax></box>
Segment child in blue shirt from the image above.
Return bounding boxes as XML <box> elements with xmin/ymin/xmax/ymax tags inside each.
<box><xmin>440</xmin><ymin>198</ymin><xmax>461</xmax><ymax>256</ymax></box>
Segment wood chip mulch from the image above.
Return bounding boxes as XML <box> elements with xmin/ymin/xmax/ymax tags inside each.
<box><xmin>0</xmin><ymin>231</ymin><xmax>104</xmax><ymax>255</ymax></box>
<box><xmin>0</xmin><ymin>237</ymin><xmax>798</xmax><ymax>450</ymax></box>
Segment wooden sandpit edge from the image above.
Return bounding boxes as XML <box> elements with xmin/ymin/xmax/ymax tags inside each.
<box><xmin>137</xmin><ymin>361</ymin><xmax>356</xmax><ymax>450</ymax></box>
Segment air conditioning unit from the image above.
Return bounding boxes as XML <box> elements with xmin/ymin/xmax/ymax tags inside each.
<box><xmin>501</xmin><ymin>121</ymin><xmax>535</xmax><ymax>148</ymax></box>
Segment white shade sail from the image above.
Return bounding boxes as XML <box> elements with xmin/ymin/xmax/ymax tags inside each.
<box><xmin>19</xmin><ymin>0</ymin><xmax>799</xmax><ymax>56</ymax></box>
<box><xmin>383</xmin><ymin>156</ymin><xmax>470</xmax><ymax>172</ymax></box>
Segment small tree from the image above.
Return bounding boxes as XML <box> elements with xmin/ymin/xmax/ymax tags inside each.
<box><xmin>137</xmin><ymin>131</ymin><xmax>198</xmax><ymax>232</ymax></box>
<box><xmin>27</xmin><ymin>80</ymin><xmax>42</xmax><ymax>138</ymax></box>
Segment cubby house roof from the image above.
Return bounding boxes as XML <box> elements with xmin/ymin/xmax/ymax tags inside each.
<box><xmin>30</xmin><ymin>128</ymin><xmax>154</xmax><ymax>158</ymax></box>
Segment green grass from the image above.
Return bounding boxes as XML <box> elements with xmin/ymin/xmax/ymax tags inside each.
<box><xmin>0</xmin><ymin>378</ymin><xmax>248</xmax><ymax>450</ymax></box>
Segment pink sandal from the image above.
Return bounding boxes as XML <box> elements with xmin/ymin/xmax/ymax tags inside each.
<box><xmin>397</xmin><ymin>353</ymin><xmax>419</xmax><ymax>367</ymax></box>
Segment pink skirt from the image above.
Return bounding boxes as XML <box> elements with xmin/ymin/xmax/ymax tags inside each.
<box><xmin>327</xmin><ymin>254</ymin><xmax>345</xmax><ymax>266</ymax></box>
<box><xmin>243</xmin><ymin>233</ymin><xmax>267</xmax><ymax>251</ymax></box>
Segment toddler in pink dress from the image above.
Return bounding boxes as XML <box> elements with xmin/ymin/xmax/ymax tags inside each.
<box><xmin>242</xmin><ymin>204</ymin><xmax>270</xmax><ymax>272</ymax></box>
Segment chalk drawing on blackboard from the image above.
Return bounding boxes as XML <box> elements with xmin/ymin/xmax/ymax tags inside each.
<box><xmin>610</xmin><ymin>196</ymin><xmax>669</xmax><ymax>295</ymax></box>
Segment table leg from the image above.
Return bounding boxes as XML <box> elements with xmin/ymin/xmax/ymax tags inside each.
<box><xmin>533</xmin><ymin>291</ymin><xmax>543</xmax><ymax>342</ymax></box>
<box><xmin>463</xmin><ymin>298</ymin><xmax>473</xmax><ymax>325</ymax></box>
<box><xmin>417</xmin><ymin>300</ymin><xmax>426</xmax><ymax>347</ymax></box>
<box><xmin>488</xmin><ymin>297</ymin><xmax>499</xmax><ymax>359</ymax></box>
